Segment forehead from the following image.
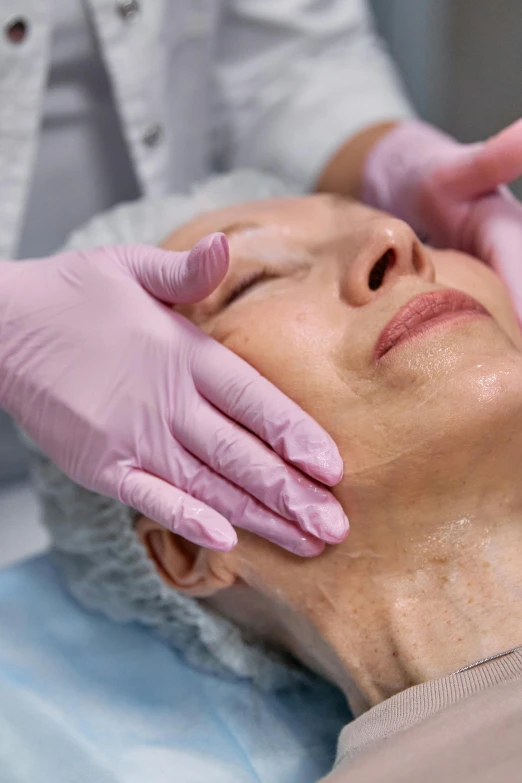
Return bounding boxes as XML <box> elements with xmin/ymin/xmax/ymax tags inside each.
<box><xmin>164</xmin><ymin>194</ymin><xmax>378</xmax><ymax>251</ymax></box>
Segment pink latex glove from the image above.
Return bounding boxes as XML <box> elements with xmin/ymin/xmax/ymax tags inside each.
<box><xmin>0</xmin><ymin>239</ymin><xmax>347</xmax><ymax>555</ymax></box>
<box><xmin>362</xmin><ymin>119</ymin><xmax>522</xmax><ymax>319</ymax></box>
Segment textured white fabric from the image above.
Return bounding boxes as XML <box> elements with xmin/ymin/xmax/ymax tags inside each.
<box><xmin>0</xmin><ymin>0</ymin><xmax>412</xmax><ymax>259</ymax></box>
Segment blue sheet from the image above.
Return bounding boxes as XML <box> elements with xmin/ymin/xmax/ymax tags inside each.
<box><xmin>0</xmin><ymin>556</ymin><xmax>350</xmax><ymax>782</ymax></box>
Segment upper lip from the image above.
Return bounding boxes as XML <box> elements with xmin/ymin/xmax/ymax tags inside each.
<box><xmin>374</xmin><ymin>289</ymin><xmax>490</xmax><ymax>361</ymax></box>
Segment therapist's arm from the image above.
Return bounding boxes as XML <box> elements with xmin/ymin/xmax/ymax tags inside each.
<box><xmin>212</xmin><ymin>0</ymin><xmax>413</xmax><ymax>193</ymax></box>
<box><xmin>315</xmin><ymin>121</ymin><xmax>399</xmax><ymax>198</ymax></box>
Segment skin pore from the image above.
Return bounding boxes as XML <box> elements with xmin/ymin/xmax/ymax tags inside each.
<box><xmin>137</xmin><ymin>194</ymin><xmax>522</xmax><ymax>715</ymax></box>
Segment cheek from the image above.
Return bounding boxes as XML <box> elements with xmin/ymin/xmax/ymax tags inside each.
<box><xmin>434</xmin><ymin>253</ymin><xmax>522</xmax><ymax>348</ymax></box>
<box><xmin>213</xmin><ymin>300</ymin><xmax>344</xmax><ymax>431</ymax></box>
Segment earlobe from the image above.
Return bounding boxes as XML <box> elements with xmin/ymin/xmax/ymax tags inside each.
<box><xmin>136</xmin><ymin>516</ymin><xmax>236</xmax><ymax>597</ymax></box>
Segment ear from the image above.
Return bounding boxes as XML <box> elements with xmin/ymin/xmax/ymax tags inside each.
<box><xmin>136</xmin><ymin>516</ymin><xmax>236</xmax><ymax>597</ymax></box>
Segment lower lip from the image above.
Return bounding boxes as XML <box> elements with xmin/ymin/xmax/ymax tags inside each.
<box><xmin>376</xmin><ymin>308</ymin><xmax>490</xmax><ymax>360</ymax></box>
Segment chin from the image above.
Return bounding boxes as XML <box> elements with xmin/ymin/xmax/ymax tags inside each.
<box><xmin>360</xmin><ymin>347</ymin><xmax>522</xmax><ymax>501</ymax></box>
<box><xmin>382</xmin><ymin>316</ymin><xmax>519</xmax><ymax>390</ymax></box>
<box><xmin>421</xmin><ymin>349</ymin><xmax>522</xmax><ymax>470</ymax></box>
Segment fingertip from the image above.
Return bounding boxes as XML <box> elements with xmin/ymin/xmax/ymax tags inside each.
<box><xmin>321</xmin><ymin>518</ymin><xmax>350</xmax><ymax>545</ymax></box>
<box><xmin>208</xmin><ymin>530</ymin><xmax>238</xmax><ymax>553</ymax></box>
<box><xmin>292</xmin><ymin>536</ymin><xmax>326</xmax><ymax>558</ymax></box>
<box><xmin>302</xmin><ymin>502</ymin><xmax>349</xmax><ymax>545</ymax></box>
<box><xmin>180</xmin><ymin>515</ymin><xmax>238</xmax><ymax>552</ymax></box>
<box><xmin>277</xmin><ymin>414</ymin><xmax>344</xmax><ymax>487</ymax></box>
<box><xmin>182</xmin><ymin>233</ymin><xmax>229</xmax><ymax>301</ymax></box>
<box><xmin>490</xmin><ymin>117</ymin><xmax>522</xmax><ymax>145</ymax></box>
<box><xmin>210</xmin><ymin>231</ymin><xmax>229</xmax><ymax>259</ymax></box>
<box><xmin>301</xmin><ymin>447</ymin><xmax>344</xmax><ymax>487</ymax></box>
<box><xmin>190</xmin><ymin>232</ymin><xmax>229</xmax><ymax>272</ymax></box>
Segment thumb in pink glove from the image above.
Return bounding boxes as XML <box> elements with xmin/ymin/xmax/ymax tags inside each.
<box><xmin>362</xmin><ymin>118</ymin><xmax>522</xmax><ymax>320</ymax></box>
<box><xmin>0</xmin><ymin>238</ymin><xmax>347</xmax><ymax>556</ymax></box>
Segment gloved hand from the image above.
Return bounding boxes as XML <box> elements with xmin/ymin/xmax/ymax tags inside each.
<box><xmin>362</xmin><ymin>119</ymin><xmax>522</xmax><ymax>319</ymax></box>
<box><xmin>0</xmin><ymin>239</ymin><xmax>347</xmax><ymax>555</ymax></box>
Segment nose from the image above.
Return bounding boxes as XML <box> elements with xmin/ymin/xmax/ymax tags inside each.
<box><xmin>339</xmin><ymin>218</ymin><xmax>436</xmax><ymax>307</ymax></box>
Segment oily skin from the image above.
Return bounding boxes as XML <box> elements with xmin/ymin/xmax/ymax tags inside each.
<box><xmin>137</xmin><ymin>195</ymin><xmax>522</xmax><ymax>713</ymax></box>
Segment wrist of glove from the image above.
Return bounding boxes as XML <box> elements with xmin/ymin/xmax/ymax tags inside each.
<box><xmin>362</xmin><ymin>120</ymin><xmax>473</xmax><ymax>246</ymax></box>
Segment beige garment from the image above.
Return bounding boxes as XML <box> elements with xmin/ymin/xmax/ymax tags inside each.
<box><xmin>321</xmin><ymin>648</ymin><xmax>522</xmax><ymax>782</ymax></box>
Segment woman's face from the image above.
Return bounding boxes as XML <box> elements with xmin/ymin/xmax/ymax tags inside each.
<box><xmin>138</xmin><ymin>196</ymin><xmax>522</xmax><ymax>705</ymax></box>
<box><xmin>166</xmin><ymin>196</ymin><xmax>521</xmax><ymax>501</ymax></box>
<box><xmin>135</xmin><ymin>195</ymin><xmax>522</xmax><ymax>698</ymax></box>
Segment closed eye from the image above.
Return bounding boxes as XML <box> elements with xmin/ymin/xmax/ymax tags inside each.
<box><xmin>222</xmin><ymin>269</ymin><xmax>281</xmax><ymax>308</ymax></box>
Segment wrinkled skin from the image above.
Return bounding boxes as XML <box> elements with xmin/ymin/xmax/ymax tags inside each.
<box><xmin>138</xmin><ymin>195</ymin><xmax>522</xmax><ymax>713</ymax></box>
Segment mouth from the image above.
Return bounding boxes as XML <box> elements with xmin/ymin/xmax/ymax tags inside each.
<box><xmin>374</xmin><ymin>289</ymin><xmax>491</xmax><ymax>361</ymax></box>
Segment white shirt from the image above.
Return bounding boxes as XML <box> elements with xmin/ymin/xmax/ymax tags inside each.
<box><xmin>18</xmin><ymin>0</ymin><xmax>139</xmax><ymax>258</ymax></box>
<box><xmin>0</xmin><ymin>0</ymin><xmax>412</xmax><ymax>261</ymax></box>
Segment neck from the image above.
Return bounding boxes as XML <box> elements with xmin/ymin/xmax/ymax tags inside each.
<box><xmin>300</xmin><ymin>432</ymin><xmax>522</xmax><ymax>712</ymax></box>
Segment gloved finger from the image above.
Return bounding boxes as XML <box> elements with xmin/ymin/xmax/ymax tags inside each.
<box><xmin>233</xmin><ymin>501</ymin><xmax>325</xmax><ymax>557</ymax></box>
<box><xmin>179</xmin><ymin>450</ymin><xmax>326</xmax><ymax>556</ymax></box>
<box><xmin>472</xmin><ymin>191</ymin><xmax>522</xmax><ymax>320</ymax></box>
<box><xmin>493</xmin><ymin>230</ymin><xmax>522</xmax><ymax>323</ymax></box>
<box><xmin>123</xmin><ymin>463</ymin><xmax>325</xmax><ymax>557</ymax></box>
<box><xmin>193</xmin><ymin>342</ymin><xmax>343</xmax><ymax>487</ymax></box>
<box><xmin>438</xmin><ymin>119</ymin><xmax>522</xmax><ymax>200</ymax></box>
<box><xmin>118</xmin><ymin>233</ymin><xmax>229</xmax><ymax>304</ymax></box>
<box><xmin>119</xmin><ymin>467</ymin><xmax>237</xmax><ymax>550</ymax></box>
<box><xmin>176</xmin><ymin>397</ymin><xmax>349</xmax><ymax>544</ymax></box>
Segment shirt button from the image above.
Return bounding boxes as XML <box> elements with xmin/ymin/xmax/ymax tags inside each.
<box><xmin>142</xmin><ymin>124</ymin><xmax>163</xmax><ymax>148</ymax></box>
<box><xmin>5</xmin><ymin>17</ymin><xmax>29</xmax><ymax>44</ymax></box>
<box><xmin>117</xmin><ymin>0</ymin><xmax>140</xmax><ymax>22</ymax></box>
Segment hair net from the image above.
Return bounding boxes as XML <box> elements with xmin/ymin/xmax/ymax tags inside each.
<box><xmin>27</xmin><ymin>171</ymin><xmax>313</xmax><ymax>690</ymax></box>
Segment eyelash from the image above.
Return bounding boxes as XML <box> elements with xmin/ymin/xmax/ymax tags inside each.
<box><xmin>222</xmin><ymin>269</ymin><xmax>280</xmax><ymax>308</ymax></box>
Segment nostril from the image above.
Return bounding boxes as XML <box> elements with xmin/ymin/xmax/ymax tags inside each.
<box><xmin>368</xmin><ymin>249</ymin><xmax>395</xmax><ymax>291</ymax></box>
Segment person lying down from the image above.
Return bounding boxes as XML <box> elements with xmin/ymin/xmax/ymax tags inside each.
<box><xmin>31</xmin><ymin>172</ymin><xmax>522</xmax><ymax>782</ymax></box>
